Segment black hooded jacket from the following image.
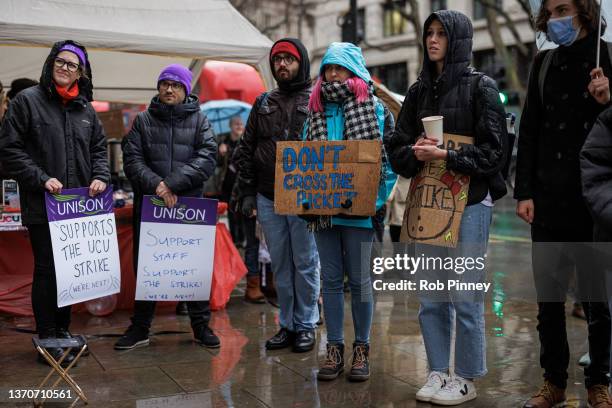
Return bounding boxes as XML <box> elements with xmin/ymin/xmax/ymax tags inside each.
<box><xmin>121</xmin><ymin>94</ymin><xmax>217</xmax><ymax>205</ymax></box>
<box><xmin>232</xmin><ymin>38</ymin><xmax>312</xmax><ymax>200</ymax></box>
<box><xmin>388</xmin><ymin>11</ymin><xmax>507</xmax><ymax>205</ymax></box>
<box><xmin>0</xmin><ymin>40</ymin><xmax>109</xmax><ymax>225</ymax></box>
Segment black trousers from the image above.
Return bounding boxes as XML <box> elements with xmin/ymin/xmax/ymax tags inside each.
<box><xmin>531</xmin><ymin>224</ymin><xmax>610</xmax><ymax>389</ymax></box>
<box><xmin>130</xmin><ymin>209</ymin><xmax>210</xmax><ymax>332</ymax></box>
<box><xmin>242</xmin><ymin>215</ymin><xmax>259</xmax><ymax>277</ymax></box>
<box><xmin>227</xmin><ymin>208</ymin><xmax>245</xmax><ymax>245</ymax></box>
<box><xmin>27</xmin><ymin>224</ymin><xmax>72</xmax><ymax>335</ymax></box>
<box><xmin>389</xmin><ymin>225</ymin><xmax>402</xmax><ymax>243</ymax></box>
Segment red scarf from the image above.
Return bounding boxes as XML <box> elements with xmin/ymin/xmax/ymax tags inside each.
<box><xmin>54</xmin><ymin>82</ymin><xmax>79</xmax><ymax>104</ymax></box>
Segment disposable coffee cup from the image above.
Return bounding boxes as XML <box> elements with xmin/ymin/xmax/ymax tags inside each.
<box><xmin>422</xmin><ymin>116</ymin><xmax>444</xmax><ymax>146</ymax></box>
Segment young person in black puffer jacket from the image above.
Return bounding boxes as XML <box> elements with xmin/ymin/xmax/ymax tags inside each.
<box><xmin>388</xmin><ymin>10</ymin><xmax>507</xmax><ymax>405</ymax></box>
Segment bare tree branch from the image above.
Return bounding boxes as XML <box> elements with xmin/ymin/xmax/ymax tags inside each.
<box><xmin>515</xmin><ymin>0</ymin><xmax>536</xmax><ymax>29</ymax></box>
<box><xmin>477</xmin><ymin>0</ymin><xmax>530</xmax><ymax>58</ymax></box>
<box><xmin>385</xmin><ymin>0</ymin><xmax>423</xmax><ymax>66</ymax></box>
<box><xmin>483</xmin><ymin>5</ymin><xmax>525</xmax><ymax>102</ymax></box>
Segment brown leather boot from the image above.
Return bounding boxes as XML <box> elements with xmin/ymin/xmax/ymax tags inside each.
<box><xmin>245</xmin><ymin>276</ymin><xmax>266</xmax><ymax>303</ymax></box>
<box><xmin>588</xmin><ymin>384</ymin><xmax>612</xmax><ymax>408</ymax></box>
<box><xmin>523</xmin><ymin>381</ymin><xmax>566</xmax><ymax>408</ymax></box>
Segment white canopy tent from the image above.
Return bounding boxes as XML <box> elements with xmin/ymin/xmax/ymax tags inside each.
<box><xmin>0</xmin><ymin>0</ymin><xmax>273</xmax><ymax>103</ymax></box>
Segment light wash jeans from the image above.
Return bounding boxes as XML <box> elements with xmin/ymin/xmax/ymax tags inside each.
<box><xmin>315</xmin><ymin>226</ymin><xmax>375</xmax><ymax>344</ymax></box>
<box><xmin>256</xmin><ymin>194</ymin><xmax>320</xmax><ymax>331</ymax></box>
<box><xmin>418</xmin><ymin>203</ymin><xmax>492</xmax><ymax>379</ymax></box>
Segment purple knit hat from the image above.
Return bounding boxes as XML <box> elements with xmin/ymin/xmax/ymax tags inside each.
<box><xmin>58</xmin><ymin>44</ymin><xmax>87</xmax><ymax>67</ymax></box>
<box><xmin>157</xmin><ymin>64</ymin><xmax>192</xmax><ymax>95</ymax></box>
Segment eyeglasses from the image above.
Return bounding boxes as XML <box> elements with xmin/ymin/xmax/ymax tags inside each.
<box><xmin>159</xmin><ymin>81</ymin><xmax>184</xmax><ymax>91</ymax></box>
<box><xmin>272</xmin><ymin>54</ymin><xmax>297</xmax><ymax>65</ymax></box>
<box><xmin>54</xmin><ymin>57</ymin><xmax>80</xmax><ymax>73</ymax></box>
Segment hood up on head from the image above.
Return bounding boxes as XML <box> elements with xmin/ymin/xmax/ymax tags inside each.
<box><xmin>269</xmin><ymin>37</ymin><xmax>311</xmax><ymax>93</ymax></box>
<box><xmin>421</xmin><ymin>10</ymin><xmax>473</xmax><ymax>87</ymax></box>
<box><xmin>40</xmin><ymin>40</ymin><xmax>94</xmax><ymax>102</ymax></box>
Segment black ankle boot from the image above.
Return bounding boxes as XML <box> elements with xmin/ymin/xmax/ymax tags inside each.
<box><xmin>317</xmin><ymin>343</ymin><xmax>344</xmax><ymax>380</ymax></box>
<box><xmin>57</xmin><ymin>328</ymin><xmax>89</xmax><ymax>357</ymax></box>
<box><xmin>36</xmin><ymin>331</ymin><xmax>76</xmax><ymax>368</ymax></box>
<box><xmin>348</xmin><ymin>342</ymin><xmax>369</xmax><ymax>382</ymax></box>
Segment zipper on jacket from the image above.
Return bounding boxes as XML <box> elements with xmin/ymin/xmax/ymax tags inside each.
<box><xmin>169</xmin><ymin>111</ymin><xmax>174</xmax><ymax>176</ymax></box>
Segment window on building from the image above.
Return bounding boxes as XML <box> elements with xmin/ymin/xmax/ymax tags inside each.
<box><xmin>383</xmin><ymin>1</ymin><xmax>407</xmax><ymax>37</ymax></box>
<box><xmin>431</xmin><ymin>0</ymin><xmax>447</xmax><ymax>11</ymax></box>
<box><xmin>369</xmin><ymin>62</ymin><xmax>408</xmax><ymax>95</ymax></box>
<box><xmin>473</xmin><ymin>0</ymin><xmax>502</xmax><ymax>20</ymax></box>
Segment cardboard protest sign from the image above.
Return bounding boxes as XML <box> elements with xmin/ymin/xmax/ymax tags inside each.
<box><xmin>135</xmin><ymin>196</ymin><xmax>217</xmax><ymax>302</ymax></box>
<box><xmin>45</xmin><ymin>187</ymin><xmax>121</xmax><ymax>307</ymax></box>
<box><xmin>274</xmin><ymin>140</ymin><xmax>382</xmax><ymax>216</ymax></box>
<box><xmin>401</xmin><ymin>133</ymin><xmax>473</xmax><ymax>248</ymax></box>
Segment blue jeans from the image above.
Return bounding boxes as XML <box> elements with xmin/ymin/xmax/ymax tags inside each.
<box><xmin>418</xmin><ymin>203</ymin><xmax>492</xmax><ymax>379</ymax></box>
<box><xmin>315</xmin><ymin>226</ymin><xmax>375</xmax><ymax>344</ymax></box>
<box><xmin>256</xmin><ymin>194</ymin><xmax>320</xmax><ymax>331</ymax></box>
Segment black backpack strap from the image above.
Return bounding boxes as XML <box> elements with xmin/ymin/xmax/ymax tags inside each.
<box><xmin>259</xmin><ymin>91</ymin><xmax>270</xmax><ymax>110</ymax></box>
<box><xmin>538</xmin><ymin>49</ymin><xmax>556</xmax><ymax>104</ymax></box>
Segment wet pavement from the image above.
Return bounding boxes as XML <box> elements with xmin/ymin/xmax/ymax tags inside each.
<box><xmin>0</xmin><ymin>197</ymin><xmax>598</xmax><ymax>407</ymax></box>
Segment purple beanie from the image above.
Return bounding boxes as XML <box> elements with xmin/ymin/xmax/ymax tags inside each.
<box><xmin>157</xmin><ymin>64</ymin><xmax>192</xmax><ymax>95</ymax></box>
<box><xmin>59</xmin><ymin>44</ymin><xmax>87</xmax><ymax>67</ymax></box>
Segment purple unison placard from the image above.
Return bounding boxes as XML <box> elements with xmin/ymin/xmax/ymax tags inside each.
<box><xmin>140</xmin><ymin>195</ymin><xmax>217</xmax><ymax>226</ymax></box>
<box><xmin>45</xmin><ymin>187</ymin><xmax>113</xmax><ymax>222</ymax></box>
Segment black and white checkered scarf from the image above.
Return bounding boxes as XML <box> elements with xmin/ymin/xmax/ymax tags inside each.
<box><xmin>304</xmin><ymin>81</ymin><xmax>383</xmax><ymax>231</ymax></box>
<box><xmin>306</xmin><ymin>81</ymin><xmax>381</xmax><ymax>141</ymax></box>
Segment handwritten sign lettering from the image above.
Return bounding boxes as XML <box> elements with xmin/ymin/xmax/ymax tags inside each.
<box><xmin>135</xmin><ymin>196</ymin><xmax>217</xmax><ymax>301</ymax></box>
<box><xmin>401</xmin><ymin>134</ymin><xmax>473</xmax><ymax>248</ymax></box>
<box><xmin>45</xmin><ymin>187</ymin><xmax>121</xmax><ymax>307</ymax></box>
<box><xmin>274</xmin><ymin>140</ymin><xmax>382</xmax><ymax>215</ymax></box>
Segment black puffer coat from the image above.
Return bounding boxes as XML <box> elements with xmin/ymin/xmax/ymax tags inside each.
<box><xmin>581</xmin><ymin>107</ymin><xmax>612</xmax><ymax>241</ymax></box>
<box><xmin>121</xmin><ymin>95</ymin><xmax>217</xmax><ymax>199</ymax></box>
<box><xmin>516</xmin><ymin>30</ymin><xmax>612</xmax><ymax>232</ymax></box>
<box><xmin>0</xmin><ymin>40</ymin><xmax>109</xmax><ymax>225</ymax></box>
<box><xmin>388</xmin><ymin>10</ymin><xmax>507</xmax><ymax>205</ymax></box>
<box><xmin>232</xmin><ymin>38</ymin><xmax>311</xmax><ymax>200</ymax></box>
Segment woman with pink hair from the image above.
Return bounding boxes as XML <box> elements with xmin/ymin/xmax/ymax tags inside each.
<box><xmin>302</xmin><ymin>42</ymin><xmax>396</xmax><ymax>382</ymax></box>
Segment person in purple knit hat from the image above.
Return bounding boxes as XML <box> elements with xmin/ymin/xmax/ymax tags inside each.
<box><xmin>115</xmin><ymin>64</ymin><xmax>220</xmax><ymax>350</ymax></box>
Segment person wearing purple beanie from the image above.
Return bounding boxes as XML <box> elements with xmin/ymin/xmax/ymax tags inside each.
<box><xmin>0</xmin><ymin>40</ymin><xmax>109</xmax><ymax>367</ymax></box>
<box><xmin>115</xmin><ymin>64</ymin><xmax>220</xmax><ymax>350</ymax></box>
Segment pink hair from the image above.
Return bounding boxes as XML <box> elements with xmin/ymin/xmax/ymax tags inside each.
<box><xmin>308</xmin><ymin>75</ymin><xmax>370</xmax><ymax>113</ymax></box>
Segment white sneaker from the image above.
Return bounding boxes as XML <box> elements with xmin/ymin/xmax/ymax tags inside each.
<box><xmin>430</xmin><ymin>375</ymin><xmax>477</xmax><ymax>406</ymax></box>
<box><xmin>416</xmin><ymin>371</ymin><xmax>450</xmax><ymax>402</ymax></box>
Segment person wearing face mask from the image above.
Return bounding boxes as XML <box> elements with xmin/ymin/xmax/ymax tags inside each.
<box><xmin>233</xmin><ymin>39</ymin><xmax>320</xmax><ymax>352</ymax></box>
<box><xmin>116</xmin><ymin>64</ymin><xmax>219</xmax><ymax>350</ymax></box>
<box><xmin>388</xmin><ymin>10</ymin><xmax>507</xmax><ymax>405</ymax></box>
<box><xmin>515</xmin><ymin>1</ymin><xmax>612</xmax><ymax>407</ymax></box>
<box><xmin>0</xmin><ymin>40</ymin><xmax>110</xmax><ymax>367</ymax></box>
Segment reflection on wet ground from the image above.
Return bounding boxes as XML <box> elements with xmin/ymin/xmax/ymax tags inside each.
<box><xmin>0</xmin><ymin>197</ymin><xmax>598</xmax><ymax>407</ymax></box>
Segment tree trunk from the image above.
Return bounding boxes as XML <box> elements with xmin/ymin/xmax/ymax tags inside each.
<box><xmin>407</xmin><ymin>0</ymin><xmax>423</xmax><ymax>67</ymax></box>
<box><xmin>485</xmin><ymin>7</ymin><xmax>525</xmax><ymax>103</ymax></box>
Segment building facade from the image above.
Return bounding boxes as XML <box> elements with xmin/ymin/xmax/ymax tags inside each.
<box><xmin>231</xmin><ymin>0</ymin><xmax>536</xmax><ymax>96</ymax></box>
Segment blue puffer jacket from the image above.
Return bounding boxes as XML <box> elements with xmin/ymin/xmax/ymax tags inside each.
<box><xmin>303</xmin><ymin>42</ymin><xmax>397</xmax><ymax>229</ymax></box>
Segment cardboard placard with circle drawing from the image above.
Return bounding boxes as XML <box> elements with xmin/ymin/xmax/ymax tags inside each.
<box><xmin>274</xmin><ymin>140</ymin><xmax>382</xmax><ymax>216</ymax></box>
<box><xmin>401</xmin><ymin>133</ymin><xmax>473</xmax><ymax>248</ymax></box>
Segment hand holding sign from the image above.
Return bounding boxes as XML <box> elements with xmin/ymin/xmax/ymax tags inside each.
<box><xmin>156</xmin><ymin>181</ymin><xmax>177</xmax><ymax>208</ymax></box>
<box><xmin>89</xmin><ymin>179</ymin><xmax>107</xmax><ymax>197</ymax></box>
<box><xmin>44</xmin><ymin>178</ymin><xmax>63</xmax><ymax>194</ymax></box>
